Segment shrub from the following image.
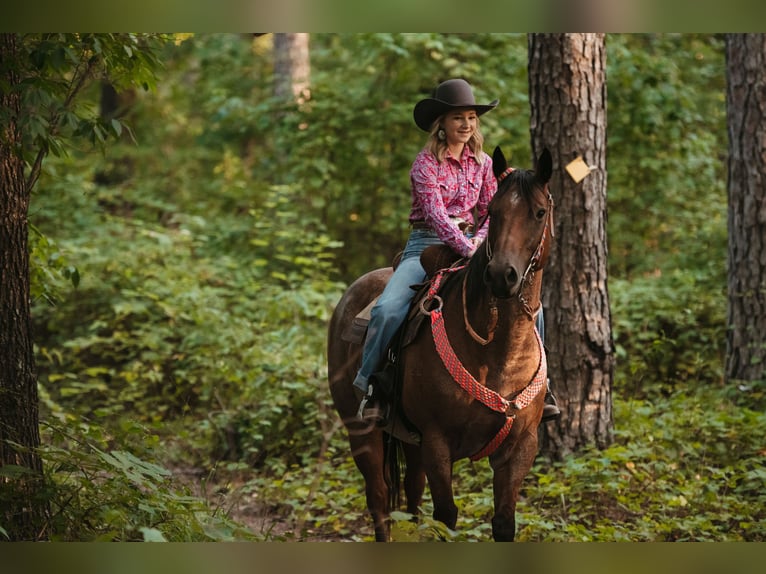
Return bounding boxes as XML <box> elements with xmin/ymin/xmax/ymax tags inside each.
<box><xmin>610</xmin><ymin>266</ymin><xmax>726</xmax><ymax>397</ymax></box>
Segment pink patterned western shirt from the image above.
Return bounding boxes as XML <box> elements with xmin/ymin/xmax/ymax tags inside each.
<box><xmin>409</xmin><ymin>146</ymin><xmax>497</xmax><ymax>258</ymax></box>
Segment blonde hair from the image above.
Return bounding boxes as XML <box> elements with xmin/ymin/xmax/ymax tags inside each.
<box><xmin>425</xmin><ymin>113</ymin><xmax>486</xmax><ymax>165</ymax></box>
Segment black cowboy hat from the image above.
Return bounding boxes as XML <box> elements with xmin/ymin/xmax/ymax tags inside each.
<box><xmin>413</xmin><ymin>78</ymin><xmax>499</xmax><ymax>132</ymax></box>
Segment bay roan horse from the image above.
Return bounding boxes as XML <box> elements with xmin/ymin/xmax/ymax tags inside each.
<box><xmin>327</xmin><ymin>147</ymin><xmax>554</xmax><ymax>541</ymax></box>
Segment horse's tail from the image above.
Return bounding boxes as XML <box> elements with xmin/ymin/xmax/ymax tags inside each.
<box><xmin>384</xmin><ymin>435</ymin><xmax>403</xmax><ymax>512</ymax></box>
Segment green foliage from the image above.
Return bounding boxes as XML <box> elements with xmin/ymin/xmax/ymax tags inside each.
<box><xmin>607</xmin><ymin>34</ymin><xmax>727</xmax><ymax>279</ymax></box>
<box><xmin>610</xmin><ymin>268</ymin><xmax>726</xmax><ymax>395</ymax></box>
<box><xmin>515</xmin><ymin>391</ymin><xmax>766</xmax><ymax>542</ymax></box>
<box><xmin>2</xmin><ymin>34</ymin><xmax>165</xmax><ymax>164</ymax></box>
<box><xmin>32</xmin><ymin>404</ymin><xmax>259</xmax><ymax>541</ymax></box>
<box><xmin>28</xmin><ymin>223</ymin><xmax>80</xmax><ymax>304</ymax></box>
<box><xmin>6</xmin><ymin>33</ymin><xmax>168</xmax><ymax>307</ymax></box>
<box><xmin>605</xmin><ymin>34</ymin><xmax>728</xmax><ymax>394</ymax></box>
<box><xmin>33</xmin><ymin>157</ymin><xmax>341</xmax><ymax>456</ymax></box>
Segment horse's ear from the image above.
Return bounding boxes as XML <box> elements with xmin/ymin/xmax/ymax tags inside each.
<box><xmin>492</xmin><ymin>146</ymin><xmax>508</xmax><ymax>179</ymax></box>
<box><xmin>536</xmin><ymin>148</ymin><xmax>553</xmax><ymax>185</ymax></box>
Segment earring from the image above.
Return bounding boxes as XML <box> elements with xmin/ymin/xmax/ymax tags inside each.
<box><xmin>437</xmin><ymin>128</ymin><xmax>446</xmax><ymax>141</ymax></box>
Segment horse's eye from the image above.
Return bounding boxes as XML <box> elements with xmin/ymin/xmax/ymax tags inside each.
<box><xmin>536</xmin><ymin>209</ymin><xmax>546</xmax><ymax>220</ymax></box>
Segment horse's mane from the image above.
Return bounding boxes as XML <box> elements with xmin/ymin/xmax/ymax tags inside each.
<box><xmin>495</xmin><ymin>167</ymin><xmax>544</xmax><ymax>206</ymax></box>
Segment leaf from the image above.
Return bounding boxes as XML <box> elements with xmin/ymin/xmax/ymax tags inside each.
<box><xmin>140</xmin><ymin>527</ymin><xmax>167</xmax><ymax>542</ymax></box>
<box><xmin>66</xmin><ymin>266</ymin><xmax>80</xmax><ymax>288</ymax></box>
<box><xmin>111</xmin><ymin>118</ymin><xmax>123</xmax><ymax>138</ymax></box>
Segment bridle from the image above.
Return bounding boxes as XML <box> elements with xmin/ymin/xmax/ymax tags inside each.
<box><xmin>516</xmin><ymin>186</ymin><xmax>554</xmax><ymax>318</ymax></box>
<box><xmin>467</xmin><ymin>168</ymin><xmax>554</xmax><ymax>343</ymax></box>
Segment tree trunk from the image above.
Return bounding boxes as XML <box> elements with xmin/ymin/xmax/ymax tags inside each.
<box><xmin>0</xmin><ymin>33</ymin><xmax>48</xmax><ymax>541</ymax></box>
<box><xmin>725</xmin><ymin>34</ymin><xmax>766</xmax><ymax>387</ymax></box>
<box><xmin>273</xmin><ymin>33</ymin><xmax>311</xmax><ymax>104</ymax></box>
<box><xmin>528</xmin><ymin>33</ymin><xmax>614</xmax><ymax>458</ymax></box>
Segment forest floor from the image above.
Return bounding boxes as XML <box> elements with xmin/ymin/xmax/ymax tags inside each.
<box><xmin>172</xmin><ymin>462</ymin><xmax>363</xmax><ymax>542</ymax></box>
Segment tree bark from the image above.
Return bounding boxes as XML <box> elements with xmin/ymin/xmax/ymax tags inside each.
<box><xmin>725</xmin><ymin>34</ymin><xmax>766</xmax><ymax>386</ymax></box>
<box><xmin>528</xmin><ymin>33</ymin><xmax>614</xmax><ymax>458</ymax></box>
<box><xmin>273</xmin><ymin>33</ymin><xmax>311</xmax><ymax>104</ymax></box>
<box><xmin>0</xmin><ymin>33</ymin><xmax>48</xmax><ymax>541</ymax></box>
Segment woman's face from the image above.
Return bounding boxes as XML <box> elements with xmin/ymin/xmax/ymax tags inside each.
<box><xmin>442</xmin><ymin>108</ymin><xmax>478</xmax><ymax>147</ymax></box>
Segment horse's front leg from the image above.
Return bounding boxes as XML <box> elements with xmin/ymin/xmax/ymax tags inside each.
<box><xmin>489</xmin><ymin>426</ymin><xmax>539</xmax><ymax>541</ymax></box>
<box><xmin>420</xmin><ymin>434</ymin><xmax>458</xmax><ymax>533</ymax></box>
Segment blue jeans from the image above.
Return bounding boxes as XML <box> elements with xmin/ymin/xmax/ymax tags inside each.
<box><xmin>353</xmin><ymin>229</ymin><xmax>444</xmax><ymax>394</ymax></box>
<box><xmin>351</xmin><ymin>229</ymin><xmax>547</xmax><ymax>395</ymax></box>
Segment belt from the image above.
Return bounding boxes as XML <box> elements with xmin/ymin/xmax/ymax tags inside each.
<box><xmin>411</xmin><ymin>219</ymin><xmax>474</xmax><ymax>233</ymax></box>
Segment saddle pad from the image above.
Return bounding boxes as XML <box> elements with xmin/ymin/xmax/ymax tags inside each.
<box><xmin>340</xmin><ymin>296</ymin><xmax>378</xmax><ymax>344</ymax></box>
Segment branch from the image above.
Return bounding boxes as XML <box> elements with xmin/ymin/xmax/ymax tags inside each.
<box><xmin>24</xmin><ymin>51</ymin><xmax>99</xmax><ymax>193</ymax></box>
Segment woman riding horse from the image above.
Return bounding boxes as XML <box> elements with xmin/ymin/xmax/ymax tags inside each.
<box><xmin>329</xmin><ymin>143</ymin><xmax>556</xmax><ymax>541</ymax></box>
<box><xmin>351</xmin><ymin>78</ymin><xmax>559</xmax><ymax>423</ymax></box>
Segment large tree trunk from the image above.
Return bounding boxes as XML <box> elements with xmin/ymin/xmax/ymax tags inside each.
<box><xmin>273</xmin><ymin>33</ymin><xmax>311</xmax><ymax>104</ymax></box>
<box><xmin>725</xmin><ymin>34</ymin><xmax>766</xmax><ymax>387</ymax></box>
<box><xmin>0</xmin><ymin>33</ymin><xmax>48</xmax><ymax>540</ymax></box>
<box><xmin>528</xmin><ymin>33</ymin><xmax>614</xmax><ymax>458</ymax></box>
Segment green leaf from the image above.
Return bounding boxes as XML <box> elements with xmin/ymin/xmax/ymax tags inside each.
<box><xmin>111</xmin><ymin>118</ymin><xmax>123</xmax><ymax>138</ymax></box>
<box><xmin>66</xmin><ymin>266</ymin><xmax>80</xmax><ymax>288</ymax></box>
<box><xmin>140</xmin><ymin>527</ymin><xmax>167</xmax><ymax>542</ymax></box>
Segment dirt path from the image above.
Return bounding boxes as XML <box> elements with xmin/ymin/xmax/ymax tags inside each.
<box><xmin>171</xmin><ymin>463</ymin><xmax>364</xmax><ymax>541</ymax></box>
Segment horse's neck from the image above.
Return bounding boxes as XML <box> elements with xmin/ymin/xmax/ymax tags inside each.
<box><xmin>465</xmin><ymin>260</ymin><xmax>544</xmax><ymax>333</ymax></box>
<box><xmin>496</xmin><ymin>296</ymin><xmax>539</xmax><ymax>345</ymax></box>
<box><xmin>465</xmin><ymin>266</ymin><xmax>544</xmax><ymax>388</ymax></box>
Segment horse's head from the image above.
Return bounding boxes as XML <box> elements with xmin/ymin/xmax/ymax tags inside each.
<box><xmin>482</xmin><ymin>146</ymin><xmax>554</xmax><ymax>300</ymax></box>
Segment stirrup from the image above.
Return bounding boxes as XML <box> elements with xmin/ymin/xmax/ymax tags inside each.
<box><xmin>355</xmin><ymin>385</ymin><xmax>372</xmax><ymax>419</ymax></box>
<box><xmin>356</xmin><ymin>385</ymin><xmax>386</xmax><ymax>423</ymax></box>
<box><xmin>541</xmin><ymin>403</ymin><xmax>561</xmax><ymax>422</ymax></box>
<box><xmin>540</xmin><ymin>382</ymin><xmax>560</xmax><ymax>422</ymax></box>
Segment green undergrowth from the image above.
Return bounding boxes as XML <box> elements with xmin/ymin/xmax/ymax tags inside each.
<box><xmin>32</xmin><ymin>412</ymin><xmax>258</xmax><ymax>542</ymax></box>
<box><xmin>514</xmin><ymin>389</ymin><xmax>765</xmax><ymax>542</ymax></box>
<box><xmin>238</xmin><ymin>385</ymin><xmax>765</xmax><ymax>542</ymax></box>
<box><xmin>29</xmin><ymin>150</ymin><xmax>344</xmax><ymax>540</ymax></box>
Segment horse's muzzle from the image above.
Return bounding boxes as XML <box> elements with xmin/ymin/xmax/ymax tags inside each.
<box><xmin>483</xmin><ymin>260</ymin><xmax>521</xmax><ymax>299</ymax></box>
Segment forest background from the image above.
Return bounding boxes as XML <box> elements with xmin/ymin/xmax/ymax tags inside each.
<box><xmin>11</xmin><ymin>33</ymin><xmax>766</xmax><ymax>541</ymax></box>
